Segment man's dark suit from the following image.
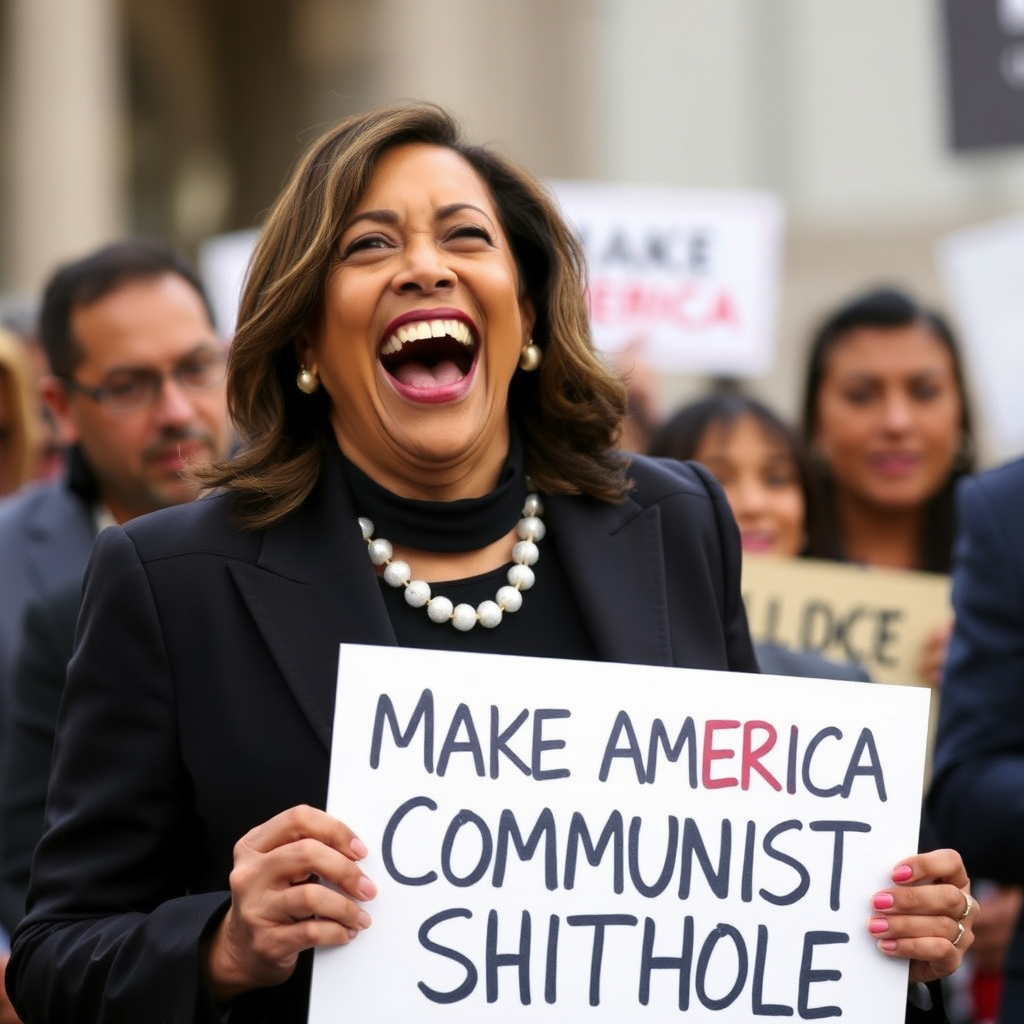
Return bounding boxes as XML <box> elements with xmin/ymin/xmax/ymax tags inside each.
<box><xmin>0</xmin><ymin>449</ymin><xmax>97</xmax><ymax>746</ymax></box>
<box><xmin>929</xmin><ymin>457</ymin><xmax>1024</xmax><ymax>1023</ymax></box>
<box><xmin>7</xmin><ymin>454</ymin><xmax>759</xmax><ymax>1022</ymax></box>
<box><xmin>0</xmin><ymin>582</ymin><xmax>79</xmax><ymax>936</ymax></box>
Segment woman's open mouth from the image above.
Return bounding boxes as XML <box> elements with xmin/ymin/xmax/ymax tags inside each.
<box><xmin>379</xmin><ymin>317</ymin><xmax>478</xmax><ymax>397</ymax></box>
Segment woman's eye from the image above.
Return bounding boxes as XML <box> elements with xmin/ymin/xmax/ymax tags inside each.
<box><xmin>910</xmin><ymin>382</ymin><xmax>942</xmax><ymax>402</ymax></box>
<box><xmin>841</xmin><ymin>388</ymin><xmax>874</xmax><ymax>406</ymax></box>
<box><xmin>447</xmin><ymin>225</ymin><xmax>494</xmax><ymax>245</ymax></box>
<box><xmin>341</xmin><ymin>235</ymin><xmax>392</xmax><ymax>258</ymax></box>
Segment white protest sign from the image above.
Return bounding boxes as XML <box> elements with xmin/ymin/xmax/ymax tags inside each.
<box><xmin>197</xmin><ymin>228</ymin><xmax>258</xmax><ymax>338</ymax></box>
<box><xmin>548</xmin><ymin>181</ymin><xmax>783</xmax><ymax>375</ymax></box>
<box><xmin>937</xmin><ymin>213</ymin><xmax>1024</xmax><ymax>464</ymax></box>
<box><xmin>310</xmin><ymin>645</ymin><xmax>929</xmax><ymax>1022</ymax></box>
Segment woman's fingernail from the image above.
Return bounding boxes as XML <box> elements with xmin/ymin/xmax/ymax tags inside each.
<box><xmin>873</xmin><ymin>892</ymin><xmax>895</xmax><ymax>910</ymax></box>
<box><xmin>358</xmin><ymin>875</ymin><xmax>377</xmax><ymax>899</ymax></box>
<box><xmin>351</xmin><ymin>836</ymin><xmax>368</xmax><ymax>858</ymax></box>
<box><xmin>357</xmin><ymin>909</ymin><xmax>372</xmax><ymax>929</ymax></box>
<box><xmin>891</xmin><ymin>864</ymin><xmax>914</xmax><ymax>882</ymax></box>
<box><xmin>869</xmin><ymin>917</ymin><xmax>890</xmax><ymax>934</ymax></box>
<box><xmin>347</xmin><ymin>927</ymin><xmax>359</xmax><ymax>940</ymax></box>
<box><xmin>878</xmin><ymin>939</ymin><xmax>898</xmax><ymax>952</ymax></box>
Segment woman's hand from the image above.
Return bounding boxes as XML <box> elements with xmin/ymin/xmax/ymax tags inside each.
<box><xmin>967</xmin><ymin>883</ymin><xmax>1022</xmax><ymax>975</ymax></box>
<box><xmin>917</xmin><ymin>619</ymin><xmax>952</xmax><ymax>689</ymax></box>
<box><xmin>867</xmin><ymin>849</ymin><xmax>976</xmax><ymax>985</ymax></box>
<box><xmin>202</xmin><ymin>805</ymin><xmax>377</xmax><ymax>1004</ymax></box>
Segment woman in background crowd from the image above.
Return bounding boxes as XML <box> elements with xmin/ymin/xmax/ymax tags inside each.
<box><xmin>648</xmin><ymin>390</ymin><xmax>868</xmax><ymax>681</ymax></box>
<box><xmin>800</xmin><ymin>286</ymin><xmax>973</xmax><ymax>578</ymax></box>
<box><xmin>0</xmin><ymin>328</ymin><xmax>38</xmax><ymax>498</ymax></box>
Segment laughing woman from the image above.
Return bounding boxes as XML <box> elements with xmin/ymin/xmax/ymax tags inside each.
<box><xmin>7</xmin><ymin>104</ymin><xmax>973</xmax><ymax>1023</ymax></box>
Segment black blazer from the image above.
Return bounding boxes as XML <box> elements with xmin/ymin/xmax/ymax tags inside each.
<box><xmin>4</xmin><ymin>454</ymin><xmax>935</xmax><ymax>1022</ymax></box>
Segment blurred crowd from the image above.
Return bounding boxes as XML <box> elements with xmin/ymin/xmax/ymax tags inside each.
<box><xmin>0</xmin><ymin>237</ymin><xmax>1019</xmax><ymax>1023</ymax></box>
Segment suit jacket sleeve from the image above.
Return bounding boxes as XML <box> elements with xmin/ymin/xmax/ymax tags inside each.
<box><xmin>0</xmin><ymin>584</ymin><xmax>79</xmax><ymax>936</ymax></box>
<box><xmin>6</xmin><ymin>527</ymin><xmax>232</xmax><ymax>1024</ymax></box>
<box><xmin>927</xmin><ymin>468</ymin><xmax>1024</xmax><ymax>881</ymax></box>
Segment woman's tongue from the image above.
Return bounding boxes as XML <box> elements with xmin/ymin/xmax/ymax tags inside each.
<box><xmin>393</xmin><ymin>359</ymin><xmax>463</xmax><ymax>389</ymax></box>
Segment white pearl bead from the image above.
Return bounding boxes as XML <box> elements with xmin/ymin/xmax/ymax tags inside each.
<box><xmin>427</xmin><ymin>596</ymin><xmax>454</xmax><ymax>623</ymax></box>
<box><xmin>383</xmin><ymin>560</ymin><xmax>411</xmax><ymax>587</ymax></box>
<box><xmin>517</xmin><ymin>516</ymin><xmax>545</xmax><ymax>542</ymax></box>
<box><xmin>477</xmin><ymin>600</ymin><xmax>502</xmax><ymax>628</ymax></box>
<box><xmin>523</xmin><ymin>494</ymin><xmax>543</xmax><ymax>517</ymax></box>
<box><xmin>512</xmin><ymin>540</ymin><xmax>539</xmax><ymax>566</ymax></box>
<box><xmin>358</xmin><ymin>517</ymin><xmax>374</xmax><ymax>541</ymax></box>
<box><xmin>507</xmin><ymin>564</ymin><xmax>535</xmax><ymax>590</ymax></box>
<box><xmin>452</xmin><ymin>603</ymin><xmax>478</xmax><ymax>631</ymax></box>
<box><xmin>405</xmin><ymin>579</ymin><xmax>431</xmax><ymax>607</ymax></box>
<box><xmin>496</xmin><ymin>585</ymin><xmax>523</xmax><ymax>612</ymax></box>
<box><xmin>368</xmin><ymin>538</ymin><xmax>393</xmax><ymax>565</ymax></box>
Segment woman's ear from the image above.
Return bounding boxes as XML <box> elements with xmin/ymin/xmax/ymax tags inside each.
<box><xmin>519</xmin><ymin>295</ymin><xmax>536</xmax><ymax>346</ymax></box>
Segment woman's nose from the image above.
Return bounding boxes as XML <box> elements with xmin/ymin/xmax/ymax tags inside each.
<box><xmin>880</xmin><ymin>392</ymin><xmax>913</xmax><ymax>432</ymax></box>
<box><xmin>727</xmin><ymin>479</ymin><xmax>766</xmax><ymax>516</ymax></box>
<box><xmin>392</xmin><ymin>237</ymin><xmax>456</xmax><ymax>294</ymax></box>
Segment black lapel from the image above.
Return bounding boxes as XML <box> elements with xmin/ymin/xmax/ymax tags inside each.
<box><xmin>228</xmin><ymin>460</ymin><xmax>397</xmax><ymax>751</ymax></box>
<box><xmin>547</xmin><ymin>491</ymin><xmax>673</xmax><ymax>667</ymax></box>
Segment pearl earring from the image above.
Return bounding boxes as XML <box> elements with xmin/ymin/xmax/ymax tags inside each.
<box><xmin>518</xmin><ymin>340</ymin><xmax>542</xmax><ymax>372</ymax></box>
<box><xmin>296</xmin><ymin>365</ymin><xmax>320</xmax><ymax>394</ymax></box>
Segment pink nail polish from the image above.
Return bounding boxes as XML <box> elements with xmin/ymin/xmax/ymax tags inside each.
<box><xmin>878</xmin><ymin>939</ymin><xmax>898</xmax><ymax>952</ymax></box>
<box><xmin>891</xmin><ymin>864</ymin><xmax>913</xmax><ymax>882</ymax></box>
<box><xmin>873</xmin><ymin>892</ymin><xmax>895</xmax><ymax>910</ymax></box>
<box><xmin>869</xmin><ymin>918</ymin><xmax>890</xmax><ymax>934</ymax></box>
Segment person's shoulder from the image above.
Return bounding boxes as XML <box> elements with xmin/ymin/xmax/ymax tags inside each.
<box><xmin>119</xmin><ymin>490</ymin><xmax>256</xmax><ymax>563</ymax></box>
<box><xmin>756</xmin><ymin>642</ymin><xmax>872</xmax><ymax>682</ymax></box>
<box><xmin>962</xmin><ymin>455</ymin><xmax>1024</xmax><ymax>506</ymax></box>
<box><xmin>625</xmin><ymin>453</ymin><xmax>722</xmax><ymax>509</ymax></box>
<box><xmin>0</xmin><ymin>477</ymin><xmax>64</xmax><ymax>527</ymax></box>
<box><xmin>0</xmin><ymin>478</ymin><xmax>71</xmax><ymax>546</ymax></box>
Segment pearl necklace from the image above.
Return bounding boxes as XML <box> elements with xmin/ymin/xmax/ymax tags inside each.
<box><xmin>359</xmin><ymin>491</ymin><xmax>545</xmax><ymax>632</ymax></box>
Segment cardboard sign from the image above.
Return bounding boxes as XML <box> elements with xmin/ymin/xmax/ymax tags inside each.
<box><xmin>548</xmin><ymin>181</ymin><xmax>783</xmax><ymax>376</ymax></box>
<box><xmin>309</xmin><ymin>644</ymin><xmax>929</xmax><ymax>1022</ymax></box>
<box><xmin>741</xmin><ymin>556</ymin><xmax>951</xmax><ymax>688</ymax></box>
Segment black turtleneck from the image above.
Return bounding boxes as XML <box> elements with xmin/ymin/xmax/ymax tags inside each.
<box><xmin>338</xmin><ymin>434</ymin><xmax>598</xmax><ymax>661</ymax></box>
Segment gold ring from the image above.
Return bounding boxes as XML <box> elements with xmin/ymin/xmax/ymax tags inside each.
<box><xmin>958</xmin><ymin>892</ymin><xmax>974</xmax><ymax>921</ymax></box>
<box><xmin>952</xmin><ymin>920</ymin><xmax>965</xmax><ymax>948</ymax></box>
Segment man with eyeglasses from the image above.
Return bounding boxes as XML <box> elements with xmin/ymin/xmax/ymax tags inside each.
<box><xmin>0</xmin><ymin>240</ymin><xmax>231</xmax><ymax>989</ymax></box>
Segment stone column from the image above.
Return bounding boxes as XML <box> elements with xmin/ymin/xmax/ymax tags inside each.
<box><xmin>5</xmin><ymin>0</ymin><xmax>125</xmax><ymax>293</ymax></box>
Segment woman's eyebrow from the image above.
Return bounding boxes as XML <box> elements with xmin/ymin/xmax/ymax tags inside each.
<box><xmin>341</xmin><ymin>203</ymin><xmax>495</xmax><ymax>234</ymax></box>
<box><xmin>435</xmin><ymin>202</ymin><xmax>495</xmax><ymax>226</ymax></box>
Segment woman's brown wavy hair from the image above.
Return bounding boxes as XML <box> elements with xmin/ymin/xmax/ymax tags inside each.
<box><xmin>200</xmin><ymin>102</ymin><xmax>628</xmax><ymax>528</ymax></box>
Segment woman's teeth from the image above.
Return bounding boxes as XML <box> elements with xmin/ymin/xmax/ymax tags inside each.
<box><xmin>381</xmin><ymin>319</ymin><xmax>473</xmax><ymax>356</ymax></box>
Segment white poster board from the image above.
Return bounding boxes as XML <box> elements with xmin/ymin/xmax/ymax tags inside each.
<box><xmin>310</xmin><ymin>645</ymin><xmax>929</xmax><ymax>1022</ymax></box>
<box><xmin>937</xmin><ymin>212</ymin><xmax>1024</xmax><ymax>464</ymax></box>
<box><xmin>548</xmin><ymin>182</ymin><xmax>784</xmax><ymax>376</ymax></box>
<box><xmin>197</xmin><ymin>228</ymin><xmax>258</xmax><ymax>339</ymax></box>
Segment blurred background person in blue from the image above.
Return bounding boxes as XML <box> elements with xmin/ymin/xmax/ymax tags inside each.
<box><xmin>928</xmin><ymin>456</ymin><xmax>1024</xmax><ymax>1024</ymax></box>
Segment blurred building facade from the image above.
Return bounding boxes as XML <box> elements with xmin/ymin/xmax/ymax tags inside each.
<box><xmin>3</xmin><ymin>0</ymin><xmax>1023</xmax><ymax>449</ymax></box>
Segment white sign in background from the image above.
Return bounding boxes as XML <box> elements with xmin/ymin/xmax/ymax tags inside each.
<box><xmin>937</xmin><ymin>212</ymin><xmax>1024</xmax><ymax>465</ymax></box>
<box><xmin>310</xmin><ymin>645</ymin><xmax>929</xmax><ymax>1022</ymax></box>
<box><xmin>549</xmin><ymin>181</ymin><xmax>784</xmax><ymax>376</ymax></box>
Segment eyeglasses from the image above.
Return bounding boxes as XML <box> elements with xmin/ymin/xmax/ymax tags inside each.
<box><xmin>62</xmin><ymin>351</ymin><xmax>226</xmax><ymax>412</ymax></box>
